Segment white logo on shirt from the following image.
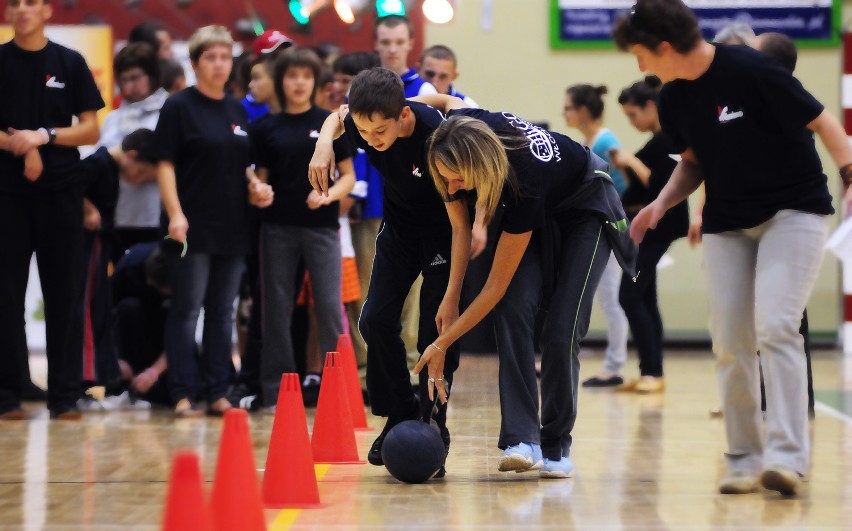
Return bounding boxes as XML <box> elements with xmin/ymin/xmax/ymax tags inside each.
<box><xmin>501</xmin><ymin>112</ymin><xmax>561</xmax><ymax>163</ymax></box>
<box><xmin>412</xmin><ymin>165</ymin><xmax>423</xmax><ymax>178</ymax></box>
<box><xmin>232</xmin><ymin>124</ymin><xmax>248</xmax><ymax>137</ymax></box>
<box><xmin>718</xmin><ymin>106</ymin><xmax>744</xmax><ymax>124</ymax></box>
<box><xmin>45</xmin><ymin>75</ymin><xmax>65</xmax><ymax>89</ymax></box>
<box><xmin>431</xmin><ymin>253</ymin><xmax>448</xmax><ymax>266</ymax></box>
<box><xmin>309</xmin><ymin>130</ymin><xmax>321</xmax><ymax>138</ymax></box>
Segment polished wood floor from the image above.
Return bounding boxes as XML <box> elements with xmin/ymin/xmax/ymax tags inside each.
<box><xmin>2</xmin><ymin>349</ymin><xmax>851</xmax><ymax>530</ymax></box>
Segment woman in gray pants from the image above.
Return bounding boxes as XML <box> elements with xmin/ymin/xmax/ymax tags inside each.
<box><xmin>414</xmin><ymin>103</ymin><xmax>635</xmax><ymax>479</ymax></box>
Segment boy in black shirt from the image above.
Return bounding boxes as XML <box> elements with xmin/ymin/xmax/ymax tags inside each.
<box><xmin>309</xmin><ymin>68</ymin><xmax>456</xmax><ymax>472</ymax></box>
<box><xmin>0</xmin><ymin>0</ymin><xmax>104</xmax><ymax>420</ymax></box>
<box><xmin>614</xmin><ymin>0</ymin><xmax>852</xmax><ymax>496</ymax></box>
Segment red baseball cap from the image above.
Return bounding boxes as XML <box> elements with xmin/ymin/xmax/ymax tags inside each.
<box><xmin>253</xmin><ymin>30</ymin><xmax>294</xmax><ymax>56</ymax></box>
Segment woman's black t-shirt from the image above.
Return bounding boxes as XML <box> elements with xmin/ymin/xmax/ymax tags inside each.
<box><xmin>659</xmin><ymin>44</ymin><xmax>833</xmax><ymax>234</ymax></box>
<box><xmin>153</xmin><ymin>87</ymin><xmax>250</xmax><ymax>255</ymax></box>
<box><xmin>0</xmin><ymin>40</ymin><xmax>104</xmax><ymax>192</ymax></box>
<box><xmin>446</xmin><ymin>108</ymin><xmax>589</xmax><ymax>234</ymax></box>
<box><xmin>251</xmin><ymin>107</ymin><xmax>354</xmax><ymax>229</ymax></box>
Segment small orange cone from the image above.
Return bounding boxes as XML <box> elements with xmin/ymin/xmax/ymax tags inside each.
<box><xmin>210</xmin><ymin>409</ymin><xmax>266</xmax><ymax>531</ymax></box>
<box><xmin>311</xmin><ymin>352</ymin><xmax>364</xmax><ymax>464</ymax></box>
<box><xmin>336</xmin><ymin>334</ymin><xmax>370</xmax><ymax>430</ymax></box>
<box><xmin>162</xmin><ymin>451</ymin><xmax>210</xmax><ymax>531</ymax></box>
<box><xmin>262</xmin><ymin>373</ymin><xmax>322</xmax><ymax>508</ymax></box>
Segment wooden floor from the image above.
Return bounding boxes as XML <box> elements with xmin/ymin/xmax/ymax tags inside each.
<box><xmin>2</xmin><ymin>349</ymin><xmax>852</xmax><ymax>530</ymax></box>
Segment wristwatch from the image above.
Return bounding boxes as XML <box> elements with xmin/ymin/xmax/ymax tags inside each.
<box><xmin>840</xmin><ymin>163</ymin><xmax>852</xmax><ymax>186</ymax></box>
<box><xmin>37</xmin><ymin>127</ymin><xmax>57</xmax><ymax>145</ymax></box>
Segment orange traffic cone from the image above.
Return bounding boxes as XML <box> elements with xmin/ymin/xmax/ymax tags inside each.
<box><xmin>262</xmin><ymin>373</ymin><xmax>322</xmax><ymax>508</ymax></box>
<box><xmin>311</xmin><ymin>352</ymin><xmax>364</xmax><ymax>463</ymax></box>
<box><xmin>336</xmin><ymin>334</ymin><xmax>370</xmax><ymax>430</ymax></box>
<box><xmin>210</xmin><ymin>409</ymin><xmax>266</xmax><ymax>531</ymax></box>
<box><xmin>162</xmin><ymin>450</ymin><xmax>210</xmax><ymax>531</ymax></box>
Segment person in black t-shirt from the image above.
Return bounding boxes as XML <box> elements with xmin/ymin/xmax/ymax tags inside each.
<box><xmin>0</xmin><ymin>0</ymin><xmax>104</xmax><ymax>421</ymax></box>
<box><xmin>413</xmin><ymin>95</ymin><xmax>635</xmax><ymax>479</ymax></box>
<box><xmin>609</xmin><ymin>76</ymin><xmax>688</xmax><ymax>393</ymax></box>
<box><xmin>153</xmin><ymin>26</ymin><xmax>273</xmax><ymax>417</ymax></box>
<box><xmin>614</xmin><ymin>0</ymin><xmax>852</xmax><ymax>496</ymax></box>
<box><xmin>309</xmin><ymin>68</ymin><xmax>457</xmax><ymax>473</ymax></box>
<box><xmin>252</xmin><ymin>48</ymin><xmax>355</xmax><ymax>411</ymax></box>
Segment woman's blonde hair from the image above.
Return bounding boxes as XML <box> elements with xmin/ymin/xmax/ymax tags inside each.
<box><xmin>188</xmin><ymin>25</ymin><xmax>234</xmax><ymax>64</ymax></box>
<box><xmin>427</xmin><ymin>115</ymin><xmax>520</xmax><ymax>226</ymax></box>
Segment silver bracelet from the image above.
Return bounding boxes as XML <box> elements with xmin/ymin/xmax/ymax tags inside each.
<box><xmin>431</xmin><ymin>342</ymin><xmax>445</xmax><ymax>354</ymax></box>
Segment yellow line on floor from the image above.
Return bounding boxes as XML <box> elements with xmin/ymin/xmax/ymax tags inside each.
<box><xmin>268</xmin><ymin>464</ymin><xmax>332</xmax><ymax>530</ymax></box>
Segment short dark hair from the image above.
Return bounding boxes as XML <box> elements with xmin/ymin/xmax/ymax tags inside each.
<box><xmin>159</xmin><ymin>59</ymin><xmax>185</xmax><ymax>92</ymax></box>
<box><xmin>144</xmin><ymin>246</ymin><xmax>170</xmax><ymax>293</ymax></box>
<box><xmin>332</xmin><ymin>51</ymin><xmax>380</xmax><ymax>76</ymax></box>
<box><xmin>128</xmin><ymin>22</ymin><xmax>165</xmax><ymax>53</ymax></box>
<box><xmin>420</xmin><ymin>44</ymin><xmax>457</xmax><ymax>67</ymax></box>
<box><xmin>114</xmin><ymin>42</ymin><xmax>160</xmax><ymax>88</ymax></box>
<box><xmin>348</xmin><ymin>67</ymin><xmax>405</xmax><ymax>120</ymax></box>
<box><xmin>612</xmin><ymin>0</ymin><xmax>702</xmax><ymax>54</ymax></box>
<box><xmin>756</xmin><ymin>32</ymin><xmax>797</xmax><ymax>73</ymax></box>
<box><xmin>618</xmin><ymin>76</ymin><xmax>663</xmax><ymax>107</ymax></box>
<box><xmin>274</xmin><ymin>47</ymin><xmax>323</xmax><ymax>110</ymax></box>
<box><xmin>121</xmin><ymin>128</ymin><xmax>157</xmax><ymax>164</ymax></box>
<box><xmin>374</xmin><ymin>14</ymin><xmax>414</xmax><ymax>41</ymax></box>
<box><xmin>230</xmin><ymin>50</ymin><xmax>254</xmax><ymax>94</ymax></box>
<box><xmin>566</xmin><ymin>84</ymin><xmax>608</xmax><ymax>120</ymax></box>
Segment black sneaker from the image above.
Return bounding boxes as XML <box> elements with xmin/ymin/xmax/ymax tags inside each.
<box><xmin>368</xmin><ymin>405</ymin><xmax>419</xmax><ymax>466</ymax></box>
<box><xmin>302</xmin><ymin>373</ymin><xmax>321</xmax><ymax>407</ymax></box>
<box><xmin>227</xmin><ymin>383</ymin><xmax>262</xmax><ymax>410</ymax></box>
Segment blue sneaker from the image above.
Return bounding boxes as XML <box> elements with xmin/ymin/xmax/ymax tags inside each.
<box><xmin>498</xmin><ymin>443</ymin><xmax>543</xmax><ymax>472</ymax></box>
<box><xmin>540</xmin><ymin>457</ymin><xmax>574</xmax><ymax>479</ymax></box>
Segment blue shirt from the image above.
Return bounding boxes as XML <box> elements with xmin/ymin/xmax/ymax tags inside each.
<box><xmin>400</xmin><ymin>68</ymin><xmax>437</xmax><ymax>98</ymax></box>
<box><xmin>590</xmin><ymin>129</ymin><xmax>627</xmax><ymax>195</ymax></box>
<box><xmin>241</xmin><ymin>94</ymin><xmax>269</xmax><ymax>123</ymax></box>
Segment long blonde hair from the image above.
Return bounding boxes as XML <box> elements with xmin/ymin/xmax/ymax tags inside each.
<box><xmin>427</xmin><ymin>115</ymin><xmax>520</xmax><ymax>226</ymax></box>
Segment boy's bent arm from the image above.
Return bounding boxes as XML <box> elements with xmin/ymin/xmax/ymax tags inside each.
<box><xmin>309</xmin><ymin>110</ymin><xmax>347</xmax><ymax>196</ymax></box>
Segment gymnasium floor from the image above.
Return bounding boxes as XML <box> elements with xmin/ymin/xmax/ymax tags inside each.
<box><xmin>1</xmin><ymin>349</ymin><xmax>850</xmax><ymax>529</ymax></box>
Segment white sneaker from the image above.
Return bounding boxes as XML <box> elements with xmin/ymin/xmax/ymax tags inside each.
<box><xmin>100</xmin><ymin>391</ymin><xmax>151</xmax><ymax>411</ymax></box>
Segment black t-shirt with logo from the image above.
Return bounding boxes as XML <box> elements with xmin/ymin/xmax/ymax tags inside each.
<box><xmin>622</xmin><ymin>132</ymin><xmax>689</xmax><ymax>244</ymax></box>
<box><xmin>153</xmin><ymin>87</ymin><xmax>250</xmax><ymax>255</ymax></box>
<box><xmin>0</xmin><ymin>40</ymin><xmax>104</xmax><ymax>192</ymax></box>
<box><xmin>343</xmin><ymin>101</ymin><xmax>449</xmax><ymax>234</ymax></box>
<box><xmin>447</xmin><ymin>108</ymin><xmax>589</xmax><ymax>234</ymax></box>
<box><xmin>659</xmin><ymin>44</ymin><xmax>833</xmax><ymax>234</ymax></box>
<box><xmin>251</xmin><ymin>107</ymin><xmax>355</xmax><ymax>229</ymax></box>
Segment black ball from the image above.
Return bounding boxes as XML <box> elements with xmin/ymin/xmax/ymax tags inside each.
<box><xmin>381</xmin><ymin>420</ymin><xmax>447</xmax><ymax>484</ymax></box>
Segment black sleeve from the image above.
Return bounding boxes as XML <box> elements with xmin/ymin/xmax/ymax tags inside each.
<box><xmin>447</xmin><ymin>107</ymin><xmax>491</xmax><ymax>121</ymax></box>
<box><xmin>248</xmin><ymin>120</ymin><xmax>269</xmax><ymax>169</ymax></box>
<box><xmin>153</xmin><ymin>96</ymin><xmax>181</xmax><ymax>163</ymax></box>
<box><xmin>70</xmin><ymin>51</ymin><xmax>105</xmax><ymax>115</ymax></box>
<box><xmin>500</xmin><ymin>171</ymin><xmax>544</xmax><ymax>235</ymax></box>
<box><xmin>658</xmin><ymin>86</ymin><xmax>688</xmax><ymax>154</ymax></box>
<box><xmin>332</xmin><ymin>133</ymin><xmax>356</xmax><ymax>162</ymax></box>
<box><xmin>751</xmin><ymin>62</ymin><xmax>824</xmax><ymax>133</ymax></box>
<box><xmin>343</xmin><ymin>115</ymin><xmax>368</xmax><ymax>150</ymax></box>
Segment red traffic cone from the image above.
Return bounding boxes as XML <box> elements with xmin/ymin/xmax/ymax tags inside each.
<box><xmin>210</xmin><ymin>409</ymin><xmax>266</xmax><ymax>531</ymax></box>
<box><xmin>336</xmin><ymin>334</ymin><xmax>370</xmax><ymax>430</ymax></box>
<box><xmin>311</xmin><ymin>352</ymin><xmax>364</xmax><ymax>463</ymax></box>
<box><xmin>262</xmin><ymin>373</ymin><xmax>322</xmax><ymax>508</ymax></box>
<box><xmin>162</xmin><ymin>450</ymin><xmax>210</xmax><ymax>531</ymax></box>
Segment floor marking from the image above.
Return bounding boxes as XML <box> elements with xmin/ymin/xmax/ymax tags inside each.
<box><xmin>814</xmin><ymin>401</ymin><xmax>852</xmax><ymax>425</ymax></box>
<box><xmin>269</xmin><ymin>464</ymin><xmax>331</xmax><ymax>529</ymax></box>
